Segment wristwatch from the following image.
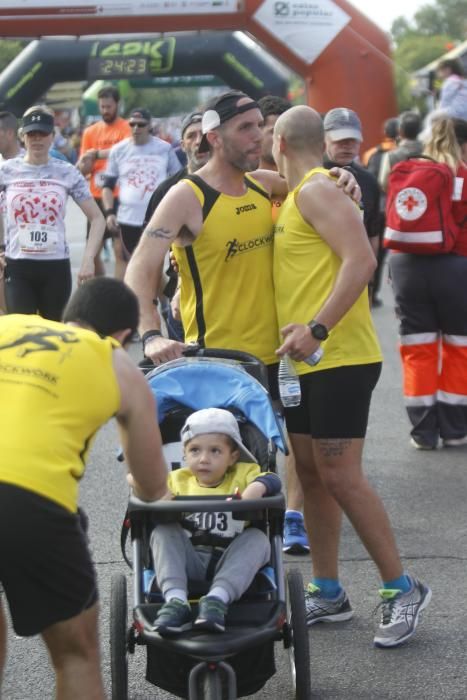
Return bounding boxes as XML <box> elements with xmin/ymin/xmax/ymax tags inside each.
<box><xmin>308</xmin><ymin>320</ymin><xmax>329</xmax><ymax>341</ymax></box>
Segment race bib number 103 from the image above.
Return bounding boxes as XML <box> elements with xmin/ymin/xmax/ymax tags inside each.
<box><xmin>18</xmin><ymin>224</ymin><xmax>59</xmax><ymax>254</ymax></box>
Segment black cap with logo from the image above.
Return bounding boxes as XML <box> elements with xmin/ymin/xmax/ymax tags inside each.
<box><xmin>22</xmin><ymin>111</ymin><xmax>54</xmax><ymax>135</ymax></box>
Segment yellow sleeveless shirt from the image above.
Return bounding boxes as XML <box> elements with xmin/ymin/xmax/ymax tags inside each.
<box><xmin>273</xmin><ymin>167</ymin><xmax>382</xmax><ymax>376</ymax></box>
<box><xmin>172</xmin><ymin>175</ymin><xmax>278</xmax><ymax>365</ymax></box>
<box><xmin>0</xmin><ymin>315</ymin><xmax>120</xmax><ymax>512</ymax></box>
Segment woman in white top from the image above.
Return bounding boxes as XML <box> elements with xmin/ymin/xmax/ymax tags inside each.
<box><xmin>0</xmin><ymin>106</ymin><xmax>105</xmax><ymax>320</ymax></box>
<box><xmin>437</xmin><ymin>59</ymin><xmax>467</xmax><ymax>121</ymax></box>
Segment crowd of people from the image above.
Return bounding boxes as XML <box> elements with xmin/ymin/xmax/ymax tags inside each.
<box><xmin>0</xmin><ymin>60</ymin><xmax>466</xmax><ymax>696</ymax></box>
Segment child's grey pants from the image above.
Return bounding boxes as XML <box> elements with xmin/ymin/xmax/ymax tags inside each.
<box><xmin>150</xmin><ymin>524</ymin><xmax>270</xmax><ymax>602</ymax></box>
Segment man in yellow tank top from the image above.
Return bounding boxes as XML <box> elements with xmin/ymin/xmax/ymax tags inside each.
<box><xmin>0</xmin><ymin>278</ymin><xmax>167</xmax><ymax>699</ymax></box>
<box><xmin>272</xmin><ymin>106</ymin><xmax>431</xmax><ymax>649</ymax></box>
<box><xmin>125</xmin><ymin>92</ymin><xmax>359</xmax><ymax>383</ymax></box>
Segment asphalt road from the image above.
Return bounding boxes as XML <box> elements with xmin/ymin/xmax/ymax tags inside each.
<box><xmin>3</xmin><ymin>202</ymin><xmax>467</xmax><ymax>699</ymax></box>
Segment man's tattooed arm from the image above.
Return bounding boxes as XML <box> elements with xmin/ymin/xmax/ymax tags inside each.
<box><xmin>145</xmin><ymin>226</ymin><xmax>176</xmax><ymax>241</ymax></box>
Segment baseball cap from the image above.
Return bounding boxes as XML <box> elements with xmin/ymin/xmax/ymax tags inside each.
<box><xmin>323</xmin><ymin>107</ymin><xmax>363</xmax><ymax>142</ymax></box>
<box><xmin>198</xmin><ymin>91</ymin><xmax>260</xmax><ymax>154</ymax></box>
<box><xmin>22</xmin><ymin>110</ymin><xmax>54</xmax><ymax>135</ymax></box>
<box><xmin>181</xmin><ymin>111</ymin><xmax>202</xmax><ymax>137</ymax></box>
<box><xmin>181</xmin><ymin>407</ymin><xmax>256</xmax><ymax>463</ymax></box>
<box><xmin>128</xmin><ymin>107</ymin><xmax>151</xmax><ymax>123</ymax></box>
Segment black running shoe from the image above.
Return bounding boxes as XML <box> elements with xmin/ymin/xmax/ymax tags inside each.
<box><xmin>194</xmin><ymin>596</ymin><xmax>228</xmax><ymax>633</ymax></box>
<box><xmin>152</xmin><ymin>598</ymin><xmax>192</xmax><ymax>636</ymax></box>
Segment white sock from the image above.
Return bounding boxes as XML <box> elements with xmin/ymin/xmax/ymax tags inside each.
<box><xmin>208</xmin><ymin>586</ymin><xmax>230</xmax><ymax>604</ymax></box>
<box><xmin>164</xmin><ymin>588</ymin><xmax>188</xmax><ymax>603</ymax></box>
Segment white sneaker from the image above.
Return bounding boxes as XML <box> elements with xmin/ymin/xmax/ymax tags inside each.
<box><xmin>443</xmin><ymin>435</ymin><xmax>467</xmax><ymax>447</ymax></box>
<box><xmin>374</xmin><ymin>577</ymin><xmax>431</xmax><ymax>648</ymax></box>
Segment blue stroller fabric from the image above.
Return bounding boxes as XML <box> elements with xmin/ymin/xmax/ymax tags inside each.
<box><xmin>147</xmin><ymin>359</ymin><xmax>286</xmax><ymax>453</ymax></box>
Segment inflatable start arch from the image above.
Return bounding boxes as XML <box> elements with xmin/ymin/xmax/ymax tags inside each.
<box><xmin>0</xmin><ymin>34</ymin><xmax>289</xmax><ymax>115</ymax></box>
<box><xmin>0</xmin><ymin>0</ymin><xmax>397</xmax><ymax>147</ymax></box>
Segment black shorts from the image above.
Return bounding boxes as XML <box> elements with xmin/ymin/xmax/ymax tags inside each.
<box><xmin>4</xmin><ymin>257</ymin><xmax>72</xmax><ymax>321</ymax></box>
<box><xmin>284</xmin><ymin>363</ymin><xmax>382</xmax><ymax>438</ymax></box>
<box><xmin>120</xmin><ymin>223</ymin><xmax>144</xmax><ymax>258</ymax></box>
<box><xmin>0</xmin><ymin>483</ymin><xmax>98</xmax><ymax>637</ymax></box>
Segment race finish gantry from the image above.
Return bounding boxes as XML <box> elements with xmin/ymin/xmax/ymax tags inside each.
<box><xmin>0</xmin><ymin>0</ymin><xmax>397</xmax><ymax>149</ymax></box>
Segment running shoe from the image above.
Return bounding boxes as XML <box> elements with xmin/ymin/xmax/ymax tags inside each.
<box><xmin>443</xmin><ymin>435</ymin><xmax>467</xmax><ymax>447</ymax></box>
<box><xmin>304</xmin><ymin>583</ymin><xmax>353</xmax><ymax>626</ymax></box>
<box><xmin>194</xmin><ymin>595</ymin><xmax>228</xmax><ymax>632</ymax></box>
<box><xmin>410</xmin><ymin>437</ymin><xmax>437</xmax><ymax>450</ymax></box>
<box><xmin>283</xmin><ymin>512</ymin><xmax>310</xmax><ymax>554</ymax></box>
<box><xmin>152</xmin><ymin>598</ymin><xmax>192</xmax><ymax>635</ymax></box>
<box><xmin>374</xmin><ymin>577</ymin><xmax>432</xmax><ymax>648</ymax></box>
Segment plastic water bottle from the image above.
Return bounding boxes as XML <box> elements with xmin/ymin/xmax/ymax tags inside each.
<box><xmin>304</xmin><ymin>346</ymin><xmax>324</xmax><ymax>366</ymax></box>
<box><xmin>278</xmin><ymin>354</ymin><xmax>301</xmax><ymax>407</ymax></box>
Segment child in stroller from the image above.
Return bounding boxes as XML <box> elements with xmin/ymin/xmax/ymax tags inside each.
<box><xmin>150</xmin><ymin>407</ymin><xmax>281</xmax><ymax>636</ymax></box>
<box><xmin>112</xmin><ymin>349</ymin><xmax>311</xmax><ymax>700</ymax></box>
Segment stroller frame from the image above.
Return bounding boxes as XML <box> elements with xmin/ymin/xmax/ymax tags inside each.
<box><xmin>110</xmin><ymin>349</ymin><xmax>311</xmax><ymax>699</ymax></box>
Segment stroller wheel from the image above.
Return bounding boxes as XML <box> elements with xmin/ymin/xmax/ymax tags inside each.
<box><xmin>286</xmin><ymin>569</ymin><xmax>312</xmax><ymax>700</ymax></box>
<box><xmin>110</xmin><ymin>573</ymin><xmax>129</xmax><ymax>700</ymax></box>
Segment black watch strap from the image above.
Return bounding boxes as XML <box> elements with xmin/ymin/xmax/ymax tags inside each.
<box><xmin>142</xmin><ymin>330</ymin><xmax>163</xmax><ymax>348</ymax></box>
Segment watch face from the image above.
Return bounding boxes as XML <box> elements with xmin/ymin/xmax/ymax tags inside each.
<box><xmin>311</xmin><ymin>323</ymin><xmax>328</xmax><ymax>340</ymax></box>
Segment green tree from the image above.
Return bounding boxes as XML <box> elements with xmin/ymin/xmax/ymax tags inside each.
<box><xmin>395</xmin><ymin>34</ymin><xmax>453</xmax><ymax>72</ymax></box>
<box><xmin>389</xmin><ymin>0</ymin><xmax>467</xmax><ymax>112</ymax></box>
<box><xmin>391</xmin><ymin>0</ymin><xmax>467</xmax><ymax>42</ymax></box>
<box><xmin>126</xmin><ymin>86</ymin><xmax>201</xmax><ymax>118</ymax></box>
<box><xmin>413</xmin><ymin>0</ymin><xmax>467</xmax><ymax>40</ymax></box>
<box><xmin>0</xmin><ymin>40</ymin><xmax>28</xmax><ymax>73</ymax></box>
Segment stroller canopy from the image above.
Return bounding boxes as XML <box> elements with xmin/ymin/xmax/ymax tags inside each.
<box><xmin>147</xmin><ymin>359</ymin><xmax>286</xmax><ymax>454</ymax></box>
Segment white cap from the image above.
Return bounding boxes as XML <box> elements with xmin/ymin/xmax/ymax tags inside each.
<box><xmin>181</xmin><ymin>408</ymin><xmax>256</xmax><ymax>463</ymax></box>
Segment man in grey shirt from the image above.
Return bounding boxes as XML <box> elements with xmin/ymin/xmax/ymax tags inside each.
<box><xmin>102</xmin><ymin>107</ymin><xmax>181</xmax><ymax>259</ymax></box>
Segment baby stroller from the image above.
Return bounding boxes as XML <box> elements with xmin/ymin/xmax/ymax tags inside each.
<box><xmin>110</xmin><ymin>348</ymin><xmax>311</xmax><ymax>700</ymax></box>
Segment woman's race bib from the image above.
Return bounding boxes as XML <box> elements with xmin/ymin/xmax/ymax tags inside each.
<box><xmin>18</xmin><ymin>224</ymin><xmax>58</xmax><ymax>254</ymax></box>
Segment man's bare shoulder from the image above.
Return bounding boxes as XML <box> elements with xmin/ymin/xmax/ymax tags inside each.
<box><xmin>298</xmin><ymin>172</ymin><xmax>342</xmax><ymax>200</ymax></box>
<box><xmin>297</xmin><ymin>171</ymin><xmax>354</xmax><ymax>222</ymax></box>
<box><xmin>248</xmin><ymin>169</ymin><xmax>276</xmax><ymax>194</ymax></box>
<box><xmin>112</xmin><ymin>348</ymin><xmax>152</xmax><ymax>415</ymax></box>
<box><xmin>143</xmin><ymin>179</ymin><xmax>203</xmax><ymax>246</ymax></box>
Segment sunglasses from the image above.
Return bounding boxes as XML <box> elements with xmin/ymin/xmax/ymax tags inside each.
<box><xmin>129</xmin><ymin>121</ymin><xmax>149</xmax><ymax>128</ymax></box>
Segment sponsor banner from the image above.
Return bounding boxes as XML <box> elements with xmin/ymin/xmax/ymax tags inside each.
<box><xmin>253</xmin><ymin>0</ymin><xmax>350</xmax><ymax>64</ymax></box>
<box><xmin>0</xmin><ymin>0</ymin><xmax>240</xmax><ymax>18</ymax></box>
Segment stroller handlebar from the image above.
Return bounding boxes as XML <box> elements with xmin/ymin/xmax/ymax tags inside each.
<box><xmin>127</xmin><ymin>493</ymin><xmax>285</xmax><ymax>516</ymax></box>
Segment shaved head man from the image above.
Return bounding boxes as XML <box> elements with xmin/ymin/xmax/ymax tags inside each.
<box><xmin>272</xmin><ymin>105</ymin><xmax>431</xmax><ymax>649</ymax></box>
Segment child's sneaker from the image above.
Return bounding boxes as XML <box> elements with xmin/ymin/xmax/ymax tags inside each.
<box><xmin>152</xmin><ymin>598</ymin><xmax>192</xmax><ymax>636</ymax></box>
<box><xmin>283</xmin><ymin>511</ymin><xmax>310</xmax><ymax>554</ymax></box>
<box><xmin>194</xmin><ymin>595</ymin><xmax>228</xmax><ymax>632</ymax></box>
<box><xmin>374</xmin><ymin>577</ymin><xmax>432</xmax><ymax>648</ymax></box>
<box><xmin>304</xmin><ymin>583</ymin><xmax>353</xmax><ymax>626</ymax></box>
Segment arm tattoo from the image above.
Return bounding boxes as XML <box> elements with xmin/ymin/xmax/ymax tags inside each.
<box><xmin>316</xmin><ymin>438</ymin><xmax>352</xmax><ymax>458</ymax></box>
<box><xmin>145</xmin><ymin>226</ymin><xmax>175</xmax><ymax>241</ymax></box>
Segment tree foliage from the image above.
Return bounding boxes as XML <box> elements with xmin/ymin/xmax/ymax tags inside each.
<box><xmin>126</xmin><ymin>86</ymin><xmax>200</xmax><ymax>118</ymax></box>
<box><xmin>390</xmin><ymin>0</ymin><xmax>467</xmax><ymax>112</ymax></box>
<box><xmin>392</xmin><ymin>0</ymin><xmax>467</xmax><ymax>41</ymax></box>
<box><xmin>0</xmin><ymin>40</ymin><xmax>28</xmax><ymax>74</ymax></box>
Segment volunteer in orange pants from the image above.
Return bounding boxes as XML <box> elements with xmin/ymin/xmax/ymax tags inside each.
<box><xmin>389</xmin><ymin>252</ymin><xmax>467</xmax><ymax>449</ymax></box>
